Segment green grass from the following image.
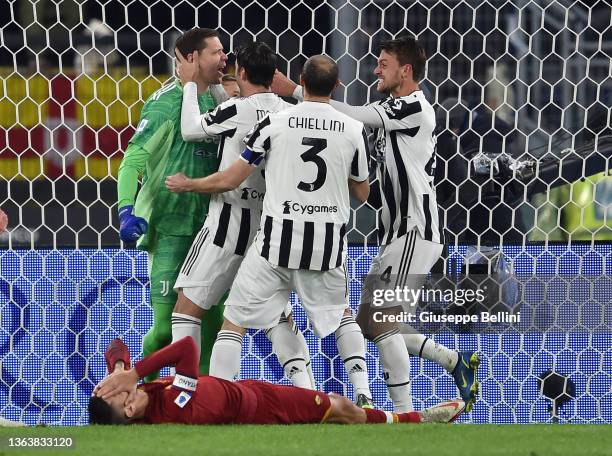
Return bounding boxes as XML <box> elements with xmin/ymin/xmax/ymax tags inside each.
<box><xmin>1</xmin><ymin>424</ymin><xmax>611</xmax><ymax>456</ymax></box>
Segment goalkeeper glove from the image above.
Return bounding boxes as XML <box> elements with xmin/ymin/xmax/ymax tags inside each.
<box><xmin>118</xmin><ymin>205</ymin><xmax>148</xmax><ymax>243</ymax></box>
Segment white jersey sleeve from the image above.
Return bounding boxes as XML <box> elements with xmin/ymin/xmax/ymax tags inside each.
<box><xmin>181</xmin><ymin>82</ymin><xmax>239</xmax><ymax>140</ymax></box>
<box><xmin>370</xmin><ymin>96</ymin><xmax>423</xmax><ymax>132</ymax></box>
<box><xmin>350</xmin><ymin>128</ymin><xmax>370</xmax><ymax>182</ymax></box>
<box><xmin>240</xmin><ymin>114</ymin><xmax>273</xmax><ymax>166</ymax></box>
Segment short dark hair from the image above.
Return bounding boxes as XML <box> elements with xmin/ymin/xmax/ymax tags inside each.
<box><xmin>380</xmin><ymin>35</ymin><xmax>426</xmax><ymax>82</ymax></box>
<box><xmin>234</xmin><ymin>42</ymin><xmax>277</xmax><ymax>87</ymax></box>
<box><xmin>175</xmin><ymin>28</ymin><xmax>219</xmax><ymax>57</ymax></box>
<box><xmin>301</xmin><ymin>55</ymin><xmax>338</xmax><ymax>97</ymax></box>
<box><xmin>88</xmin><ymin>396</ymin><xmax>128</xmax><ymax>425</ymax></box>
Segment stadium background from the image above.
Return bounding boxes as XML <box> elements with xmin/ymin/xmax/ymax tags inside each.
<box><xmin>0</xmin><ymin>0</ymin><xmax>610</xmax><ymax>426</ymax></box>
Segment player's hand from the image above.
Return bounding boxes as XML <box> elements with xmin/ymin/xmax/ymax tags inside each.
<box><xmin>118</xmin><ymin>205</ymin><xmax>148</xmax><ymax>243</ymax></box>
<box><xmin>165</xmin><ymin>173</ymin><xmax>193</xmax><ymax>193</ymax></box>
<box><xmin>175</xmin><ymin>48</ymin><xmax>199</xmax><ymax>85</ymax></box>
<box><xmin>271</xmin><ymin>70</ymin><xmax>298</xmax><ymax>97</ymax></box>
<box><xmin>0</xmin><ymin>209</ymin><xmax>8</xmax><ymax>232</ymax></box>
<box><xmin>94</xmin><ymin>368</ymin><xmax>139</xmax><ymax>401</ymax></box>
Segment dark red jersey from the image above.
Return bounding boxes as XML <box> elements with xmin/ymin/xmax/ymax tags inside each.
<box><xmin>129</xmin><ymin>337</ymin><xmax>331</xmax><ymax>425</ymax></box>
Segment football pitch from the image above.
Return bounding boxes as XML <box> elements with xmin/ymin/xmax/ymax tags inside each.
<box><xmin>1</xmin><ymin>424</ymin><xmax>611</xmax><ymax>456</ymax></box>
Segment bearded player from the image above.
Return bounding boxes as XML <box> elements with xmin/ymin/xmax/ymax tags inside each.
<box><xmin>272</xmin><ymin>35</ymin><xmax>480</xmax><ymax>412</ymax></box>
<box><xmin>116</xmin><ymin>28</ymin><xmax>228</xmax><ymax>380</ymax></box>
<box><xmin>89</xmin><ymin>337</ymin><xmax>464</xmax><ymax>425</ymax></box>
<box><xmin>165</xmin><ymin>41</ymin><xmax>317</xmax><ymax>389</ymax></box>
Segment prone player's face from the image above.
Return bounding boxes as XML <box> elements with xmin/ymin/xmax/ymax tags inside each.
<box><xmin>197</xmin><ymin>37</ymin><xmax>228</xmax><ymax>84</ymax></box>
<box><xmin>374</xmin><ymin>50</ymin><xmax>404</xmax><ymax>94</ymax></box>
<box><xmin>105</xmin><ymin>391</ymin><xmax>130</xmax><ymax>419</ymax></box>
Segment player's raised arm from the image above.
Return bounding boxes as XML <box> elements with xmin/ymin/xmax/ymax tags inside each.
<box><xmin>176</xmin><ymin>49</ymin><xmax>238</xmax><ymax>142</ymax></box>
<box><xmin>95</xmin><ymin>337</ymin><xmax>199</xmax><ymax>400</ymax></box>
<box><xmin>272</xmin><ymin>70</ymin><xmax>385</xmax><ymax>128</ymax></box>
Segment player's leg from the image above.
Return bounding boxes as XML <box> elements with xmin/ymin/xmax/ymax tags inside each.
<box><xmin>355</xmin><ymin>232</ymin><xmax>419</xmax><ymax>412</ymax></box>
<box><xmin>323</xmin><ymin>394</ymin><xmax>465</xmax><ymax>424</ymax></box>
<box><xmin>209</xmin><ymin>317</ymin><xmax>247</xmax><ymax>380</ymax></box>
<box><xmin>142</xmin><ymin>235</ymin><xmax>192</xmax><ymax>381</ymax></box>
<box><xmin>173</xmin><ymin>230</ymin><xmax>241</xmax><ymax>374</ymax></box>
<box><xmin>335</xmin><ymin>307</ymin><xmax>372</xmax><ymax>406</ymax></box>
<box><xmin>210</xmin><ymin>245</ymin><xmax>290</xmax><ymax>380</ymax></box>
<box><xmin>292</xmin><ymin>266</ymin><xmax>372</xmax><ymax>403</ymax></box>
<box><xmin>264</xmin><ymin>308</ymin><xmax>313</xmax><ymax>389</ymax></box>
<box><xmin>398</xmin><ymin>232</ymin><xmax>479</xmax><ymax>410</ymax></box>
<box><xmin>199</xmin><ymin>296</ymin><xmax>226</xmax><ymax>374</ymax></box>
<box><xmin>287</xmin><ymin>310</ymin><xmax>317</xmax><ymax>389</ymax></box>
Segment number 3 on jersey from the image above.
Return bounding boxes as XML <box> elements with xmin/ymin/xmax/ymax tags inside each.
<box><xmin>298</xmin><ymin>137</ymin><xmax>327</xmax><ymax>192</ymax></box>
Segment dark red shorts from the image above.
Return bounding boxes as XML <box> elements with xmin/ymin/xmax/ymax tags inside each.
<box><xmin>237</xmin><ymin>381</ymin><xmax>331</xmax><ymax>424</ymax></box>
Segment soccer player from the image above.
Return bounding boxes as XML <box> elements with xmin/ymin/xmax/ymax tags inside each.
<box><xmin>166</xmin><ymin>55</ymin><xmax>374</xmax><ymax>406</ymax></box>
<box><xmin>116</xmin><ymin>28</ymin><xmax>228</xmax><ymax>380</ymax></box>
<box><xmin>89</xmin><ymin>337</ymin><xmax>465</xmax><ymax>425</ymax></box>
<box><xmin>165</xmin><ymin>41</ymin><xmax>316</xmax><ymax>389</ymax></box>
<box><xmin>272</xmin><ymin>36</ymin><xmax>480</xmax><ymax>412</ymax></box>
<box><xmin>221</xmin><ymin>74</ymin><xmax>240</xmax><ymax>98</ymax></box>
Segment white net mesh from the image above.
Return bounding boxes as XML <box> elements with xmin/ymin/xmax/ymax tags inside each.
<box><xmin>0</xmin><ymin>0</ymin><xmax>610</xmax><ymax>425</ymax></box>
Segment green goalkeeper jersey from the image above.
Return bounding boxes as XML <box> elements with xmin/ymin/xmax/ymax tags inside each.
<box><xmin>117</xmin><ymin>80</ymin><xmax>219</xmax><ymax>251</ymax></box>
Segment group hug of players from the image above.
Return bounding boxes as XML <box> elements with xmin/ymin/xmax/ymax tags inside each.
<box><xmin>89</xmin><ymin>28</ymin><xmax>480</xmax><ymax>426</ymax></box>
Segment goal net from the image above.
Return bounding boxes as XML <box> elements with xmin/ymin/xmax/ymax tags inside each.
<box><xmin>0</xmin><ymin>0</ymin><xmax>610</xmax><ymax>425</ymax></box>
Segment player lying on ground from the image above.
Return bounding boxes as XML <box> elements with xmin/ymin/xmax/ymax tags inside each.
<box><xmin>90</xmin><ymin>337</ymin><xmax>465</xmax><ymax>425</ymax></box>
<box><xmin>272</xmin><ymin>35</ymin><xmax>480</xmax><ymax>412</ymax></box>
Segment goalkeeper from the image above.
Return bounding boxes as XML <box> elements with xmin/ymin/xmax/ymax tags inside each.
<box><xmin>116</xmin><ymin>28</ymin><xmax>228</xmax><ymax>380</ymax></box>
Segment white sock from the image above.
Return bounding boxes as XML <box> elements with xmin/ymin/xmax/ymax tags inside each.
<box><xmin>292</xmin><ymin>323</ymin><xmax>317</xmax><ymax>390</ymax></box>
<box><xmin>335</xmin><ymin>314</ymin><xmax>371</xmax><ymax>398</ymax></box>
<box><xmin>374</xmin><ymin>332</ymin><xmax>413</xmax><ymax>413</ymax></box>
<box><xmin>402</xmin><ymin>333</ymin><xmax>459</xmax><ymax>372</ymax></box>
<box><xmin>171</xmin><ymin>313</ymin><xmax>201</xmax><ymax>376</ymax></box>
<box><xmin>209</xmin><ymin>330</ymin><xmax>243</xmax><ymax>380</ymax></box>
<box><xmin>265</xmin><ymin>322</ymin><xmax>312</xmax><ymax>389</ymax></box>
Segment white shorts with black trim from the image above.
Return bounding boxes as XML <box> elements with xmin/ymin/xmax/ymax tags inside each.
<box><xmin>224</xmin><ymin>244</ymin><xmax>348</xmax><ymax>338</ymax></box>
<box><xmin>174</xmin><ymin>227</ymin><xmax>243</xmax><ymax>310</ymax></box>
<box><xmin>361</xmin><ymin>228</ymin><xmax>443</xmax><ymax>309</ymax></box>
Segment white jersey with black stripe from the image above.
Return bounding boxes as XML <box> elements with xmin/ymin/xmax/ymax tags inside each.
<box><xmin>198</xmin><ymin>93</ymin><xmax>292</xmax><ymax>255</ymax></box>
<box><xmin>369</xmin><ymin>91</ymin><xmax>441</xmax><ymax>245</ymax></box>
<box><xmin>241</xmin><ymin>101</ymin><xmax>370</xmax><ymax>271</ymax></box>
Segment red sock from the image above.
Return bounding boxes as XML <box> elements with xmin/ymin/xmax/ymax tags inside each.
<box><xmin>364</xmin><ymin>409</ymin><xmax>387</xmax><ymax>423</ymax></box>
<box><xmin>398</xmin><ymin>412</ymin><xmax>421</xmax><ymax>423</ymax></box>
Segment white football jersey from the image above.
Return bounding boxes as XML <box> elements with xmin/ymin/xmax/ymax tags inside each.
<box><xmin>197</xmin><ymin>93</ymin><xmax>292</xmax><ymax>255</ymax></box>
<box><xmin>241</xmin><ymin>101</ymin><xmax>369</xmax><ymax>270</ymax></box>
<box><xmin>369</xmin><ymin>90</ymin><xmax>441</xmax><ymax>245</ymax></box>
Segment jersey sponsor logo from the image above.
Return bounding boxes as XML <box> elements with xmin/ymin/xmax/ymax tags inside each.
<box><xmin>282</xmin><ymin>200</ymin><xmax>338</xmax><ymax>215</ymax></box>
<box><xmin>195</xmin><ymin>135</ymin><xmax>221</xmax><ymax>147</ymax></box>
<box><xmin>194</xmin><ymin>145</ymin><xmax>218</xmax><ymax>159</ymax></box>
<box><xmin>240</xmin><ymin>187</ymin><xmax>265</xmax><ymax>201</ymax></box>
<box><xmin>174</xmin><ymin>390</ymin><xmax>192</xmax><ymax>408</ymax></box>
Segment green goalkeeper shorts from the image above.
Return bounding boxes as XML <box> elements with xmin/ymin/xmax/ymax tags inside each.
<box><xmin>148</xmin><ymin>234</ymin><xmax>196</xmax><ymax>305</ymax></box>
